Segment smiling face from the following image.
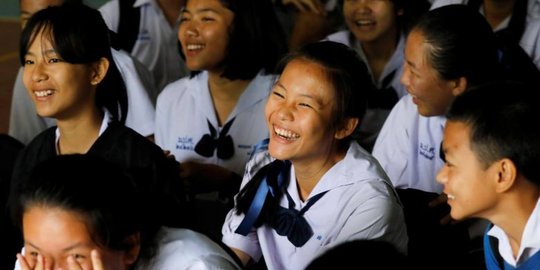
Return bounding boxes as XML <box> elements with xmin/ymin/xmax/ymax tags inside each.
<box><xmin>178</xmin><ymin>0</ymin><xmax>234</xmax><ymax>74</ymax></box>
<box><xmin>436</xmin><ymin>121</ymin><xmax>499</xmax><ymax>221</ymax></box>
<box><xmin>22</xmin><ymin>29</ymin><xmax>99</xmax><ymax>121</ymax></box>
<box><xmin>343</xmin><ymin>0</ymin><xmax>400</xmax><ymax>45</ymax></box>
<box><xmin>265</xmin><ymin>58</ymin><xmax>347</xmax><ymax>165</ymax></box>
<box><xmin>22</xmin><ymin>206</ymin><xmax>130</xmax><ymax>270</ymax></box>
<box><xmin>400</xmin><ymin>30</ymin><xmax>457</xmax><ymax>117</ymax></box>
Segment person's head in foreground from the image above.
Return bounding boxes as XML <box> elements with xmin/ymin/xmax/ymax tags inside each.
<box><xmin>11</xmin><ymin>154</ymin><xmax>159</xmax><ymax>270</ymax></box>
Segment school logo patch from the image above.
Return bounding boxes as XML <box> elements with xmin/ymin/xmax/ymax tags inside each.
<box><xmin>176</xmin><ymin>136</ymin><xmax>195</xmax><ymax>151</ymax></box>
<box><xmin>419</xmin><ymin>142</ymin><xmax>435</xmax><ymax>160</ymax></box>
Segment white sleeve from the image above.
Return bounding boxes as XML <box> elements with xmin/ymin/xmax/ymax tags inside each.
<box><xmin>111</xmin><ymin>49</ymin><xmax>155</xmax><ymax>137</ymax></box>
<box><xmin>98</xmin><ymin>0</ymin><xmax>120</xmax><ymax>32</ymax></box>
<box><xmin>372</xmin><ymin>96</ymin><xmax>411</xmax><ymax>188</ymax></box>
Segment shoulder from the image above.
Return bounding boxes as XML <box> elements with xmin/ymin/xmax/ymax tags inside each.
<box><xmin>150</xmin><ymin>228</ymin><xmax>241</xmax><ymax>270</ymax></box>
<box><xmin>324</xmin><ymin>30</ymin><xmax>352</xmax><ymax>47</ymax></box>
<box><xmin>157</xmin><ymin>75</ymin><xmax>199</xmax><ymax>107</ymax></box>
<box><xmin>430</xmin><ymin>0</ymin><xmax>467</xmax><ymax>10</ymax></box>
<box><xmin>381</xmin><ymin>95</ymin><xmax>417</xmax><ymax>130</ymax></box>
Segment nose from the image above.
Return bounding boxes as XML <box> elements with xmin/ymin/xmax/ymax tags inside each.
<box><xmin>276</xmin><ymin>102</ymin><xmax>294</xmax><ymax>121</ymax></box>
<box><xmin>436</xmin><ymin>165</ymin><xmax>448</xmax><ymax>185</ymax></box>
<box><xmin>30</xmin><ymin>61</ymin><xmax>48</xmax><ymax>83</ymax></box>
<box><xmin>400</xmin><ymin>63</ymin><xmax>410</xmax><ymax>88</ymax></box>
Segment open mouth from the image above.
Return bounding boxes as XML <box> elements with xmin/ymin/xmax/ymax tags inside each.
<box><xmin>34</xmin><ymin>89</ymin><xmax>54</xmax><ymax>97</ymax></box>
<box><xmin>274</xmin><ymin>126</ymin><xmax>300</xmax><ymax>141</ymax></box>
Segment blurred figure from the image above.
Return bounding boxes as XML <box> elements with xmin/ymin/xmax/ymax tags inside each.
<box><xmin>11</xmin><ymin>154</ymin><xmax>241</xmax><ymax>270</ymax></box>
<box><xmin>99</xmin><ymin>0</ymin><xmax>189</xmax><ymax>91</ymax></box>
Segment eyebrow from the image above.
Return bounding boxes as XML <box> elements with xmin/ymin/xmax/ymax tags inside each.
<box><xmin>405</xmin><ymin>58</ymin><xmax>416</xmax><ymax>69</ymax></box>
<box><xmin>183</xmin><ymin>7</ymin><xmax>220</xmax><ymax>14</ymax></box>
<box><xmin>275</xmin><ymin>81</ymin><xmax>324</xmax><ymax>107</ymax></box>
<box><xmin>25</xmin><ymin>49</ymin><xmax>57</xmax><ymax>57</ymax></box>
<box><xmin>26</xmin><ymin>241</ymin><xmax>87</xmax><ymax>252</ymax></box>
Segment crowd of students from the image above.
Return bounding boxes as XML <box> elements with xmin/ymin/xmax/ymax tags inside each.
<box><xmin>1</xmin><ymin>0</ymin><xmax>539</xmax><ymax>269</ymax></box>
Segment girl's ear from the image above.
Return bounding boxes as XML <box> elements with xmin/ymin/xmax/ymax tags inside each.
<box><xmin>334</xmin><ymin>117</ymin><xmax>359</xmax><ymax>140</ymax></box>
<box><xmin>122</xmin><ymin>232</ymin><xmax>141</xmax><ymax>266</ymax></box>
<box><xmin>90</xmin><ymin>57</ymin><xmax>109</xmax><ymax>86</ymax></box>
<box><xmin>451</xmin><ymin>77</ymin><xmax>467</xmax><ymax>97</ymax></box>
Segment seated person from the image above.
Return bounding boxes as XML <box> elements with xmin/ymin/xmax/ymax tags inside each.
<box><xmin>222</xmin><ymin>41</ymin><xmax>407</xmax><ymax>269</ymax></box>
<box><xmin>437</xmin><ymin>81</ymin><xmax>540</xmax><ymax>270</ymax></box>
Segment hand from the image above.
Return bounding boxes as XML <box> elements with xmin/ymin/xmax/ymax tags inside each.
<box><xmin>17</xmin><ymin>250</ymin><xmax>105</xmax><ymax>270</ymax></box>
<box><xmin>17</xmin><ymin>253</ymin><xmax>41</xmax><ymax>270</ymax></box>
<box><xmin>282</xmin><ymin>0</ymin><xmax>325</xmax><ymax>14</ymax></box>
<box><xmin>64</xmin><ymin>250</ymin><xmax>105</xmax><ymax>270</ymax></box>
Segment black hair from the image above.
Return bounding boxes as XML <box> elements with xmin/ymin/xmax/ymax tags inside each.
<box><xmin>412</xmin><ymin>5</ymin><xmax>503</xmax><ymax>87</ymax></box>
<box><xmin>447</xmin><ymin>81</ymin><xmax>540</xmax><ymax>186</ymax></box>
<box><xmin>234</xmin><ymin>41</ymin><xmax>374</xmax><ymax>219</ymax></box>
<box><xmin>181</xmin><ymin>0</ymin><xmax>288</xmax><ymax>80</ymax></box>
<box><xmin>10</xmin><ymin>154</ymin><xmax>161</xmax><ymax>266</ymax></box>
<box><xmin>19</xmin><ymin>4</ymin><xmax>128</xmax><ymax>124</ymax></box>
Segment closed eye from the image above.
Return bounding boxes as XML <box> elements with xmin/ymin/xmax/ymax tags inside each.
<box><xmin>272</xmin><ymin>91</ymin><xmax>284</xmax><ymax>99</ymax></box>
<box><xmin>48</xmin><ymin>58</ymin><xmax>62</xmax><ymax>64</ymax></box>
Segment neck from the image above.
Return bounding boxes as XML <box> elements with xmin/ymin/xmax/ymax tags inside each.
<box><xmin>208</xmin><ymin>72</ymin><xmax>250</xmax><ymax>125</ymax></box>
<box><xmin>292</xmin><ymin>147</ymin><xmax>346</xmax><ymax>201</ymax></box>
<box><xmin>357</xmin><ymin>27</ymin><xmax>399</xmax><ymax>81</ymax></box>
<box><xmin>489</xmin><ymin>180</ymin><xmax>540</xmax><ymax>258</ymax></box>
<box><xmin>56</xmin><ymin>107</ymin><xmax>103</xmax><ymax>154</ymax></box>
<box><xmin>483</xmin><ymin>0</ymin><xmax>515</xmax><ymax>29</ymax></box>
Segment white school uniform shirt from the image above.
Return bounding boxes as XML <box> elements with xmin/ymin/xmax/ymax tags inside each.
<box><xmin>487</xmin><ymin>197</ymin><xmax>540</xmax><ymax>267</ymax></box>
<box><xmin>372</xmin><ymin>95</ymin><xmax>446</xmax><ymax>193</ymax></box>
<box><xmin>155</xmin><ymin>71</ymin><xmax>273</xmax><ymax>175</ymax></box>
<box><xmin>325</xmin><ymin>30</ymin><xmax>407</xmax><ymax>149</ymax></box>
<box><xmin>431</xmin><ymin>0</ymin><xmax>540</xmax><ymax>69</ymax></box>
<box><xmin>222</xmin><ymin>142</ymin><xmax>408</xmax><ymax>270</ymax></box>
<box><xmin>8</xmin><ymin>49</ymin><xmax>155</xmax><ymax>144</ymax></box>
<box><xmin>99</xmin><ymin>0</ymin><xmax>188</xmax><ymax>91</ymax></box>
<box><xmin>14</xmin><ymin>227</ymin><xmax>241</xmax><ymax>270</ymax></box>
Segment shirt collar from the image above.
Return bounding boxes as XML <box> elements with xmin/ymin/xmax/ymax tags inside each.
<box><xmin>488</xmin><ymin>197</ymin><xmax>540</xmax><ymax>266</ymax></box>
<box><xmin>54</xmin><ymin>110</ymin><xmax>111</xmax><ymax>154</ymax></box>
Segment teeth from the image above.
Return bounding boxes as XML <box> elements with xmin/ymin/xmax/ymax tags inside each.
<box><xmin>355</xmin><ymin>20</ymin><xmax>375</xmax><ymax>26</ymax></box>
<box><xmin>186</xmin><ymin>44</ymin><xmax>204</xmax><ymax>51</ymax></box>
<box><xmin>274</xmin><ymin>127</ymin><xmax>299</xmax><ymax>140</ymax></box>
<box><xmin>35</xmin><ymin>90</ymin><xmax>54</xmax><ymax>97</ymax></box>
<box><xmin>447</xmin><ymin>194</ymin><xmax>456</xmax><ymax>200</ymax></box>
